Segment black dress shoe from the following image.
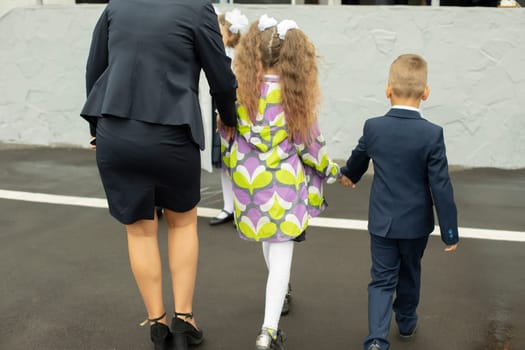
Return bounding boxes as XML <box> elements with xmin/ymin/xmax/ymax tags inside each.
<box><xmin>399</xmin><ymin>325</ymin><xmax>417</xmax><ymax>341</ymax></box>
<box><xmin>171</xmin><ymin>312</ymin><xmax>203</xmax><ymax>346</ymax></box>
<box><xmin>209</xmin><ymin>210</ymin><xmax>234</xmax><ymax>225</ymax></box>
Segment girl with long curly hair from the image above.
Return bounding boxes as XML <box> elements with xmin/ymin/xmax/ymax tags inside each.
<box><xmin>219</xmin><ymin>15</ymin><xmax>340</xmax><ymax>350</ymax></box>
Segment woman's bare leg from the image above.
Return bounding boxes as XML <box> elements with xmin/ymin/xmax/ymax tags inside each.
<box><xmin>126</xmin><ymin>213</ymin><xmax>167</xmax><ymax>325</ymax></box>
<box><xmin>164</xmin><ymin>207</ymin><xmax>199</xmax><ymax>328</ymax></box>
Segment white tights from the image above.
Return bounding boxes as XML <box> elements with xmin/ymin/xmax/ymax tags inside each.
<box><xmin>221</xmin><ymin>170</ymin><xmax>234</xmax><ymax>213</ymax></box>
<box><xmin>261</xmin><ymin>240</ymin><xmax>294</xmax><ymax>331</ymax></box>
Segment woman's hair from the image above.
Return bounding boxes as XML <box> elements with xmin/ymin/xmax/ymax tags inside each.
<box><xmin>234</xmin><ymin>21</ymin><xmax>321</xmax><ymax>144</ymax></box>
<box><xmin>218</xmin><ymin>13</ymin><xmax>241</xmax><ymax>48</ymax></box>
<box><xmin>388</xmin><ymin>54</ymin><xmax>428</xmax><ymax>99</ymax></box>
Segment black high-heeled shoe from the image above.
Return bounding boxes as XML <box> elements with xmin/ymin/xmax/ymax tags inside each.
<box><xmin>143</xmin><ymin>312</ymin><xmax>173</xmax><ymax>350</ymax></box>
<box><xmin>171</xmin><ymin>312</ymin><xmax>204</xmax><ymax>347</ymax></box>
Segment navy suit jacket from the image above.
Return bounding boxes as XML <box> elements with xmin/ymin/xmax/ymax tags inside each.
<box><xmin>341</xmin><ymin>108</ymin><xmax>459</xmax><ymax>245</ymax></box>
<box><xmin>80</xmin><ymin>0</ymin><xmax>237</xmax><ymax>149</ymax></box>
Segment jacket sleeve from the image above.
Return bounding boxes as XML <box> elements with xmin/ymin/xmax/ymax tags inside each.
<box><xmin>295</xmin><ymin>125</ymin><xmax>340</xmax><ymax>184</ymax></box>
<box><xmin>428</xmin><ymin>128</ymin><xmax>459</xmax><ymax>245</ymax></box>
<box><xmin>194</xmin><ymin>3</ymin><xmax>237</xmax><ymax>127</ymax></box>
<box><xmin>341</xmin><ymin>121</ymin><xmax>370</xmax><ymax>183</ymax></box>
<box><xmin>85</xmin><ymin>7</ymin><xmax>109</xmax><ymax>136</ymax></box>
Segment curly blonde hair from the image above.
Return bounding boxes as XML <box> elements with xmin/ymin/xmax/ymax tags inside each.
<box><xmin>218</xmin><ymin>14</ymin><xmax>241</xmax><ymax>48</ymax></box>
<box><xmin>234</xmin><ymin>21</ymin><xmax>321</xmax><ymax>144</ymax></box>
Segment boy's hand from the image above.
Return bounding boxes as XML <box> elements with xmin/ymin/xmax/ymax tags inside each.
<box><xmin>339</xmin><ymin>175</ymin><xmax>356</xmax><ymax>188</ymax></box>
<box><xmin>444</xmin><ymin>244</ymin><xmax>458</xmax><ymax>252</ymax></box>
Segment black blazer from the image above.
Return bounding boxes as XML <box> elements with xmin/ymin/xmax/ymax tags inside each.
<box><xmin>341</xmin><ymin>108</ymin><xmax>459</xmax><ymax>245</ymax></box>
<box><xmin>80</xmin><ymin>0</ymin><xmax>237</xmax><ymax>149</ymax></box>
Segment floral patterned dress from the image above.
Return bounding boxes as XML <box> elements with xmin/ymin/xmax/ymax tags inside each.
<box><xmin>221</xmin><ymin>75</ymin><xmax>340</xmax><ymax>242</ymax></box>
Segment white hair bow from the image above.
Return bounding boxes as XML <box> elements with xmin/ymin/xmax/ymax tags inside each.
<box><xmin>225</xmin><ymin>8</ymin><xmax>249</xmax><ymax>34</ymax></box>
<box><xmin>277</xmin><ymin>19</ymin><xmax>299</xmax><ymax>40</ymax></box>
<box><xmin>258</xmin><ymin>14</ymin><xmax>278</xmax><ymax>32</ymax></box>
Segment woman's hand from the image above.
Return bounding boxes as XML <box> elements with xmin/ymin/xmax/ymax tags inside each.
<box><xmin>216</xmin><ymin>114</ymin><xmax>236</xmax><ymax>142</ymax></box>
<box><xmin>89</xmin><ymin>136</ymin><xmax>96</xmax><ymax>150</ymax></box>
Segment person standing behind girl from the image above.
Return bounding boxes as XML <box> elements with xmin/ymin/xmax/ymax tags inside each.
<box><xmin>210</xmin><ymin>8</ymin><xmax>249</xmax><ymax>226</ymax></box>
<box><xmin>219</xmin><ymin>15</ymin><xmax>340</xmax><ymax>350</ymax></box>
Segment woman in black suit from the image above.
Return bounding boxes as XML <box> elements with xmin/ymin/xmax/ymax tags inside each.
<box><xmin>80</xmin><ymin>1</ymin><xmax>237</xmax><ymax>349</ymax></box>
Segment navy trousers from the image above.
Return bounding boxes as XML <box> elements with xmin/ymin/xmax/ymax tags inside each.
<box><xmin>363</xmin><ymin>234</ymin><xmax>429</xmax><ymax>350</ymax></box>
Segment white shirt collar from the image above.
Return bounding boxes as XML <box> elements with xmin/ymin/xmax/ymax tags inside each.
<box><xmin>391</xmin><ymin>105</ymin><xmax>421</xmax><ymax>113</ymax></box>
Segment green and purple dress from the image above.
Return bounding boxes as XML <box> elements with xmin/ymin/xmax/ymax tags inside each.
<box><xmin>221</xmin><ymin>75</ymin><xmax>340</xmax><ymax>242</ymax></box>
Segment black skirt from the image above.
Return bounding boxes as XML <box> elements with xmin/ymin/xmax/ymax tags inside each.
<box><xmin>95</xmin><ymin>116</ymin><xmax>201</xmax><ymax>224</ymax></box>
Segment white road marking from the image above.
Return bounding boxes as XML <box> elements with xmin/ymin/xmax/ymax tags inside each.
<box><xmin>0</xmin><ymin>189</ymin><xmax>108</xmax><ymax>208</ymax></box>
<box><xmin>1</xmin><ymin>189</ymin><xmax>524</xmax><ymax>242</ymax></box>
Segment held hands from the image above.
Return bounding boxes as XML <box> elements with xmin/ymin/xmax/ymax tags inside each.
<box><xmin>339</xmin><ymin>175</ymin><xmax>356</xmax><ymax>189</ymax></box>
<box><xmin>216</xmin><ymin>114</ymin><xmax>236</xmax><ymax>142</ymax></box>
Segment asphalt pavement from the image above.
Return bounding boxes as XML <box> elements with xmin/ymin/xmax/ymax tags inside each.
<box><xmin>0</xmin><ymin>147</ymin><xmax>524</xmax><ymax>350</ymax></box>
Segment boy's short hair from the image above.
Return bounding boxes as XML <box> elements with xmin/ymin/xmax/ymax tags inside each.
<box><xmin>388</xmin><ymin>54</ymin><xmax>428</xmax><ymax>99</ymax></box>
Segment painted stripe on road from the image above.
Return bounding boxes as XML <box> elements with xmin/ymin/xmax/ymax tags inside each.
<box><xmin>1</xmin><ymin>189</ymin><xmax>524</xmax><ymax>242</ymax></box>
<box><xmin>0</xmin><ymin>189</ymin><xmax>108</xmax><ymax>208</ymax></box>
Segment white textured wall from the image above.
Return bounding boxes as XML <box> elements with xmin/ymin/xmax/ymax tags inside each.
<box><xmin>0</xmin><ymin>0</ymin><xmax>74</xmax><ymax>17</ymax></box>
<box><xmin>1</xmin><ymin>5</ymin><xmax>524</xmax><ymax>168</ymax></box>
<box><xmin>0</xmin><ymin>1</ymin><xmax>35</xmax><ymax>18</ymax></box>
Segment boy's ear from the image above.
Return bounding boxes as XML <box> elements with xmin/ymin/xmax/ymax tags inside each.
<box><xmin>421</xmin><ymin>85</ymin><xmax>430</xmax><ymax>101</ymax></box>
<box><xmin>385</xmin><ymin>84</ymin><xmax>392</xmax><ymax>99</ymax></box>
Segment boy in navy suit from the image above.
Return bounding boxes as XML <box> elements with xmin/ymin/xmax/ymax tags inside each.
<box><xmin>340</xmin><ymin>54</ymin><xmax>459</xmax><ymax>350</ymax></box>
